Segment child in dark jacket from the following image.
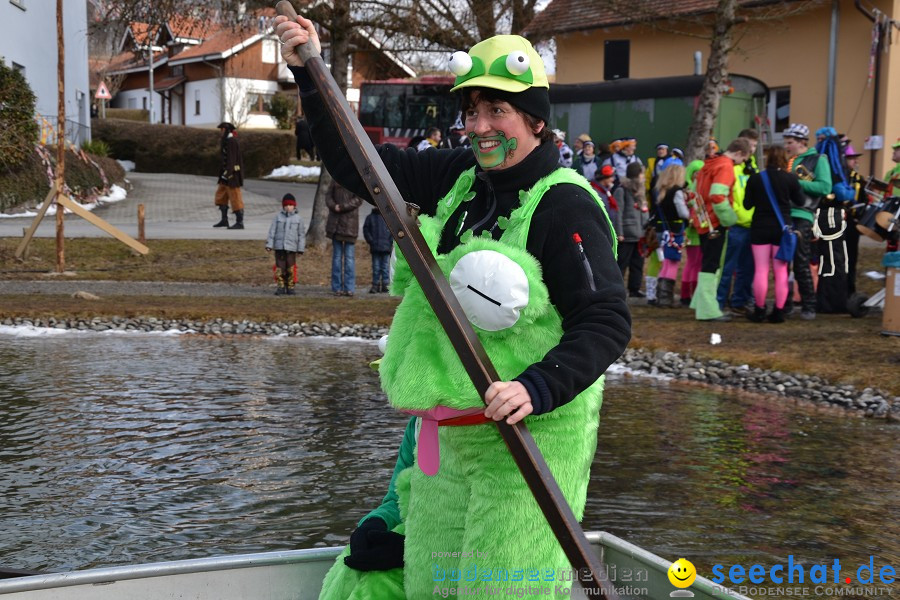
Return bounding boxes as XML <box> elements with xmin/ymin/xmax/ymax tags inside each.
<box><xmin>363</xmin><ymin>206</ymin><xmax>392</xmax><ymax>293</ymax></box>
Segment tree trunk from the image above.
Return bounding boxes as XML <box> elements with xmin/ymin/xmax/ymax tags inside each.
<box><xmin>306</xmin><ymin>167</ymin><xmax>332</xmax><ymax>247</ymax></box>
<box><xmin>306</xmin><ymin>0</ymin><xmax>351</xmax><ymax>248</ymax></box>
<box><xmin>511</xmin><ymin>0</ymin><xmax>538</xmax><ymax>35</ymax></box>
<box><xmin>685</xmin><ymin>0</ymin><xmax>737</xmax><ymax>163</ymax></box>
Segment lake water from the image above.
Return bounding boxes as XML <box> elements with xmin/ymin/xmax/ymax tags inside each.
<box><xmin>0</xmin><ymin>330</ymin><xmax>897</xmax><ymax>597</ymax></box>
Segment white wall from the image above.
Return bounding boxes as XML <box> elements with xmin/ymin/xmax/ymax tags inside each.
<box><xmin>111</xmin><ymin>87</ymin><xmax>164</xmax><ymax>123</ymax></box>
<box><xmin>180</xmin><ymin>77</ymin><xmax>279</xmax><ymax>129</ymax></box>
<box><xmin>0</xmin><ymin>0</ymin><xmax>91</xmax><ymax>144</ymax></box>
<box><xmin>184</xmin><ymin>78</ymin><xmax>223</xmax><ymax>128</ymax></box>
<box><xmin>221</xmin><ymin>77</ymin><xmax>279</xmax><ymax>129</ymax></box>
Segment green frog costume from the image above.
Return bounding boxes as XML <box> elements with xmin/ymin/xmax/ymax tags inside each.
<box><xmin>308</xmin><ymin>34</ymin><xmax>629</xmax><ymax>600</ymax></box>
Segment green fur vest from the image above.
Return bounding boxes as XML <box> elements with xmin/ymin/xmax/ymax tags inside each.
<box><xmin>379</xmin><ymin>166</ymin><xmax>611</xmax><ymax>418</ymax></box>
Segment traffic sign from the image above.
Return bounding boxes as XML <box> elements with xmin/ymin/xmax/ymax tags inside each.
<box><xmin>95</xmin><ymin>81</ymin><xmax>112</xmax><ymax>100</ymax></box>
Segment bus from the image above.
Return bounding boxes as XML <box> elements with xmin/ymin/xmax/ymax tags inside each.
<box><xmin>358</xmin><ymin>73</ymin><xmax>769</xmax><ymax>152</ymax></box>
<box><xmin>358</xmin><ymin>76</ymin><xmax>457</xmax><ymax>147</ymax></box>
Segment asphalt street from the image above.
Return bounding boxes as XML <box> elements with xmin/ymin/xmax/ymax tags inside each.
<box><xmin>0</xmin><ymin>173</ymin><xmax>324</xmax><ymax>241</ymax></box>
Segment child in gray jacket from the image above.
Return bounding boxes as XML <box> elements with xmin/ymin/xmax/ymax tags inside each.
<box><xmin>266</xmin><ymin>193</ymin><xmax>306</xmax><ymax>295</ymax></box>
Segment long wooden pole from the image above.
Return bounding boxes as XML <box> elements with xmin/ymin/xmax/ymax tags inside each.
<box><xmin>55</xmin><ymin>0</ymin><xmax>65</xmax><ymax>273</ymax></box>
<box><xmin>274</xmin><ymin>3</ymin><xmax>617</xmax><ymax>597</ymax></box>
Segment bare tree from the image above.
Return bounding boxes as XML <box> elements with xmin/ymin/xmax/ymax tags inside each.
<box><xmin>353</xmin><ymin>0</ymin><xmax>542</xmax><ymax>67</ymax></box>
<box><xmin>596</xmin><ymin>0</ymin><xmax>823</xmax><ymax>162</ymax></box>
<box><xmin>294</xmin><ymin>0</ymin><xmax>354</xmax><ymax>248</ymax></box>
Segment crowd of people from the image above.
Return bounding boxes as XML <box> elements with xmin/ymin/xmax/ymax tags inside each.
<box><xmin>549</xmin><ymin>125</ymin><xmax>900</xmax><ymax>323</ymax></box>
<box><xmin>215</xmin><ymin>90</ymin><xmax>900</xmax><ymax>320</ymax></box>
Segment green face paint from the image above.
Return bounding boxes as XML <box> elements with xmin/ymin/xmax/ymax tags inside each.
<box><xmin>468</xmin><ymin>131</ymin><xmax>518</xmax><ymax>169</ymax></box>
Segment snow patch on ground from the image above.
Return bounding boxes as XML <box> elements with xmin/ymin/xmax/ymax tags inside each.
<box><xmin>0</xmin><ymin>324</ymin><xmax>186</xmax><ymax>338</ymax></box>
<box><xmin>0</xmin><ymin>184</ymin><xmax>128</xmax><ymax>219</ymax></box>
<box><xmin>264</xmin><ymin>165</ymin><xmax>321</xmax><ymax>179</ymax></box>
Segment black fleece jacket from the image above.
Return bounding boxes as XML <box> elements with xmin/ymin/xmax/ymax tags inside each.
<box><xmin>291</xmin><ymin>65</ymin><xmax>631</xmax><ymax>415</ymax></box>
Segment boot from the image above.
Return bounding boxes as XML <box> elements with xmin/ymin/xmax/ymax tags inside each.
<box><xmin>694</xmin><ymin>272</ymin><xmax>731</xmax><ymax>321</ymax></box>
<box><xmin>379</xmin><ymin>282</ymin><xmax>389</xmax><ymax>294</ymax></box>
<box><xmin>767</xmin><ymin>306</ymin><xmax>786</xmax><ymax>323</ymax></box>
<box><xmin>228</xmin><ymin>210</ymin><xmax>244</xmax><ymax>229</ymax></box>
<box><xmin>645</xmin><ymin>276</ymin><xmax>658</xmax><ymax>306</ymax></box>
<box><xmin>369</xmin><ymin>283</ymin><xmax>379</xmax><ymax>294</ymax></box>
<box><xmin>680</xmin><ymin>280</ymin><xmax>696</xmax><ymax>307</ymax></box>
<box><xmin>275</xmin><ymin>273</ymin><xmax>285</xmax><ymax>295</ymax></box>
<box><xmin>213</xmin><ymin>205</ymin><xmax>229</xmax><ymax>228</ymax></box>
<box><xmin>748</xmin><ymin>305</ymin><xmax>767</xmax><ymax>323</ymax></box>
<box><xmin>657</xmin><ymin>278</ymin><xmax>675</xmax><ymax>308</ymax></box>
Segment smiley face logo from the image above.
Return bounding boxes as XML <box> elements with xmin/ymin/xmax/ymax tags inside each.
<box><xmin>667</xmin><ymin>558</ymin><xmax>697</xmax><ymax>589</ymax></box>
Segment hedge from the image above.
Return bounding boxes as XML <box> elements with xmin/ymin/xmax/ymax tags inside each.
<box><xmin>0</xmin><ymin>62</ymin><xmax>40</xmax><ymax>168</ymax></box>
<box><xmin>0</xmin><ymin>148</ymin><xmax>126</xmax><ymax>213</ymax></box>
<box><xmin>106</xmin><ymin>108</ymin><xmax>149</xmax><ymax>122</ymax></box>
<box><xmin>92</xmin><ymin>119</ymin><xmax>294</xmax><ymax>178</ymax></box>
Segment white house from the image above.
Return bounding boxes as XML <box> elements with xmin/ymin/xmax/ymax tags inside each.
<box><xmin>0</xmin><ymin>0</ymin><xmax>91</xmax><ymax>145</ymax></box>
<box><xmin>104</xmin><ymin>10</ymin><xmax>416</xmax><ymax>129</ymax></box>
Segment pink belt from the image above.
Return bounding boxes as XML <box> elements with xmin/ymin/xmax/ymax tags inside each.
<box><xmin>404</xmin><ymin>406</ymin><xmax>492</xmax><ymax>476</ymax></box>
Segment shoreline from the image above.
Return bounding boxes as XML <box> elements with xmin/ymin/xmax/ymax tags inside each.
<box><xmin>3</xmin><ymin>315</ymin><xmax>898</xmax><ymax>423</ymax></box>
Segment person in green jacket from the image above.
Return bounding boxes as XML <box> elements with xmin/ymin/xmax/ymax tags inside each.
<box><xmin>783</xmin><ymin>123</ymin><xmax>832</xmax><ymax>320</ymax></box>
<box><xmin>887</xmin><ymin>138</ymin><xmax>900</xmax><ymax>199</ymax></box>
<box><xmin>276</xmin><ymin>14</ymin><xmax>631</xmax><ymax>599</ymax></box>
<box><xmin>716</xmin><ymin>129</ymin><xmax>759</xmax><ymax>315</ymax></box>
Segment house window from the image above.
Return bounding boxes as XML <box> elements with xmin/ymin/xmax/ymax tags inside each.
<box><xmin>128</xmin><ymin>97</ymin><xmax>137</xmax><ymax>109</ymax></box>
<box><xmin>194</xmin><ymin>89</ymin><xmax>200</xmax><ymax>115</ymax></box>
<box><xmin>262</xmin><ymin>38</ymin><xmax>278</xmax><ymax>64</ymax></box>
<box><xmin>769</xmin><ymin>87</ymin><xmax>790</xmax><ymax>141</ymax></box>
<box><xmin>247</xmin><ymin>92</ymin><xmax>273</xmax><ymax>113</ymax></box>
<box><xmin>171</xmin><ymin>64</ymin><xmax>183</xmax><ymax>77</ymax></box>
<box><xmin>10</xmin><ymin>0</ymin><xmax>25</xmax><ymax>10</ymax></box>
<box><xmin>604</xmin><ymin>40</ymin><xmax>629</xmax><ymax>81</ymax></box>
<box><xmin>142</xmin><ymin>97</ymin><xmax>147</xmax><ymax>110</ymax></box>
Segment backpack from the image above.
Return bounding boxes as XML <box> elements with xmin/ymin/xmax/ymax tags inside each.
<box><xmin>815</xmin><ymin>135</ymin><xmax>856</xmax><ymax>203</ymax></box>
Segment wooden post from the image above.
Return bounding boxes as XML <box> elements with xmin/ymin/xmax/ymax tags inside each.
<box><xmin>56</xmin><ymin>196</ymin><xmax>149</xmax><ymax>255</ymax></box>
<box><xmin>137</xmin><ymin>203</ymin><xmax>145</xmax><ymax>243</ymax></box>
<box><xmin>15</xmin><ymin>187</ymin><xmax>57</xmax><ymax>260</ymax></box>
<box><xmin>55</xmin><ymin>0</ymin><xmax>65</xmax><ymax>273</ymax></box>
<box><xmin>21</xmin><ymin>228</ymin><xmax>31</xmax><ymax>260</ymax></box>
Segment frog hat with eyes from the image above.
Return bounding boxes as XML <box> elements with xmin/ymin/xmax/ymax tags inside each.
<box><xmin>446</xmin><ymin>35</ymin><xmax>551</xmax><ymax>168</ymax></box>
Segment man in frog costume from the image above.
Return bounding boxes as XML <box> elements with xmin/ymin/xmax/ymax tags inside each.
<box><xmin>275</xmin><ymin>16</ymin><xmax>631</xmax><ymax>600</ymax></box>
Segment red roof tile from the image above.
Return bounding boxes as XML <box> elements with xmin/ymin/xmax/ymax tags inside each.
<box><xmin>523</xmin><ymin>0</ymin><xmax>804</xmax><ymax>37</ymax></box>
<box><xmin>169</xmin><ymin>26</ymin><xmax>263</xmax><ymax>63</ymax></box>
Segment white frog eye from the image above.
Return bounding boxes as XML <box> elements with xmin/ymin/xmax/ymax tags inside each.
<box><xmin>449</xmin><ymin>51</ymin><xmax>473</xmax><ymax>76</ymax></box>
<box><xmin>449</xmin><ymin>250</ymin><xmax>529</xmax><ymax>332</ymax></box>
<box><xmin>506</xmin><ymin>51</ymin><xmax>530</xmax><ymax>75</ymax></box>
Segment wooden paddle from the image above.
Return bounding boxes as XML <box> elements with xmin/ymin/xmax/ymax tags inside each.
<box><xmin>275</xmin><ymin>3</ymin><xmax>619</xmax><ymax>597</ymax></box>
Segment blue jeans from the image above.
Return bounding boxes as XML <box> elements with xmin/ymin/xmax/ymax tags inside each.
<box><xmin>331</xmin><ymin>241</ymin><xmax>355</xmax><ymax>293</ymax></box>
<box><xmin>371</xmin><ymin>251</ymin><xmax>390</xmax><ymax>286</ymax></box>
<box><xmin>717</xmin><ymin>225</ymin><xmax>754</xmax><ymax>308</ymax></box>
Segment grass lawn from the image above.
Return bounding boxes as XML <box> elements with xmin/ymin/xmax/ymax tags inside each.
<box><xmin>2</xmin><ymin>237</ymin><xmax>899</xmax><ymax>397</ymax></box>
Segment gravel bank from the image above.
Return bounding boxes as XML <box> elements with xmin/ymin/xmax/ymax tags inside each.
<box><xmin>3</xmin><ymin>315</ymin><xmax>898</xmax><ymax>422</ymax></box>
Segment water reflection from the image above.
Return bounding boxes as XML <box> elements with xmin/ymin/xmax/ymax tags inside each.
<box><xmin>0</xmin><ymin>332</ymin><xmax>897</xmax><ymax>598</ymax></box>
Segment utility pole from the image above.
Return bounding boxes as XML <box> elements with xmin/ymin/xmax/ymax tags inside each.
<box><xmin>55</xmin><ymin>0</ymin><xmax>66</xmax><ymax>273</ymax></box>
<box><xmin>148</xmin><ymin>0</ymin><xmax>154</xmax><ymax>124</ymax></box>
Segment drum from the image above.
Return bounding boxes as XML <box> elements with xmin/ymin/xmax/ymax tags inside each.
<box><xmin>857</xmin><ymin>199</ymin><xmax>899</xmax><ymax>241</ymax></box>
<box><xmin>874</xmin><ymin>197</ymin><xmax>900</xmax><ymax>236</ymax></box>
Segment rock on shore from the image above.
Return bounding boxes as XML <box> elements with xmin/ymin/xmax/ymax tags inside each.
<box><xmin>2</xmin><ymin>316</ymin><xmax>898</xmax><ymax>421</ymax></box>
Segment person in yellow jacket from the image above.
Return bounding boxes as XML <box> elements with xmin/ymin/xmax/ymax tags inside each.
<box><xmin>716</xmin><ymin>129</ymin><xmax>759</xmax><ymax>314</ymax></box>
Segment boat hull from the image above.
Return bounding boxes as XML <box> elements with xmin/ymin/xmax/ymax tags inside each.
<box><xmin>0</xmin><ymin>532</ymin><xmax>750</xmax><ymax>600</ymax></box>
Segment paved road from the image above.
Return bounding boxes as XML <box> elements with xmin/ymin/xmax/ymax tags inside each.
<box><xmin>0</xmin><ymin>173</ymin><xmax>323</xmax><ymax>241</ymax></box>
